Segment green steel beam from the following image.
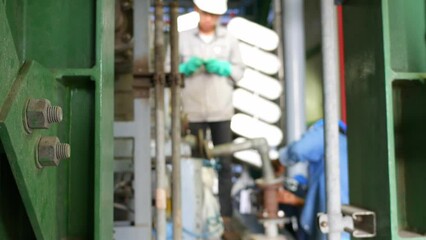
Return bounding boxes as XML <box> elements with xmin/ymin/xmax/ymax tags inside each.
<box><xmin>0</xmin><ymin>0</ymin><xmax>114</xmax><ymax>239</ymax></box>
<box><xmin>383</xmin><ymin>0</ymin><xmax>426</xmax><ymax>237</ymax></box>
<box><xmin>0</xmin><ymin>2</ymin><xmax>20</xmax><ymax>109</ymax></box>
<box><xmin>93</xmin><ymin>0</ymin><xmax>114</xmax><ymax>238</ymax></box>
<box><xmin>0</xmin><ymin>4</ymin><xmax>34</xmax><ymax>239</ymax></box>
<box><xmin>0</xmin><ymin>61</ymin><xmax>62</xmax><ymax>239</ymax></box>
<box><xmin>344</xmin><ymin>0</ymin><xmax>426</xmax><ymax>239</ymax></box>
<box><xmin>23</xmin><ymin>1</ymin><xmax>96</xmax><ymax>68</ymax></box>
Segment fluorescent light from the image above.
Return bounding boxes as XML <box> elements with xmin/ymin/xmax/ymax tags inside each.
<box><xmin>239</xmin><ymin>42</ymin><xmax>281</xmax><ymax>75</ymax></box>
<box><xmin>231</xmin><ymin>113</ymin><xmax>283</xmax><ymax>147</ymax></box>
<box><xmin>237</xmin><ymin>68</ymin><xmax>282</xmax><ymax>100</ymax></box>
<box><xmin>227</xmin><ymin>17</ymin><xmax>279</xmax><ymax>51</ymax></box>
<box><xmin>233</xmin><ymin>88</ymin><xmax>281</xmax><ymax>124</ymax></box>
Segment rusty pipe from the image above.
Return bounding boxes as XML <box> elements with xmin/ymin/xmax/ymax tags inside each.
<box><xmin>170</xmin><ymin>1</ymin><xmax>182</xmax><ymax>240</ymax></box>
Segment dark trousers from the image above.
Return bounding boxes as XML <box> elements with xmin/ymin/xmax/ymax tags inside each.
<box><xmin>189</xmin><ymin>121</ymin><xmax>233</xmax><ymax>217</ymax></box>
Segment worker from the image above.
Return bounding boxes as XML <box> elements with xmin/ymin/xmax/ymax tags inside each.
<box><xmin>276</xmin><ymin>119</ymin><xmax>349</xmax><ymax>240</ymax></box>
<box><xmin>177</xmin><ymin>0</ymin><xmax>245</xmax><ymax>238</ymax></box>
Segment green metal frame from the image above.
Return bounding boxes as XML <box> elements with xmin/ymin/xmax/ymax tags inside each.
<box><xmin>0</xmin><ymin>0</ymin><xmax>113</xmax><ymax>239</ymax></box>
<box><xmin>344</xmin><ymin>0</ymin><xmax>426</xmax><ymax>239</ymax></box>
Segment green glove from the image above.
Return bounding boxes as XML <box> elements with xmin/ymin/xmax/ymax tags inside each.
<box><xmin>179</xmin><ymin>57</ymin><xmax>204</xmax><ymax>76</ymax></box>
<box><xmin>204</xmin><ymin>59</ymin><xmax>232</xmax><ymax>77</ymax></box>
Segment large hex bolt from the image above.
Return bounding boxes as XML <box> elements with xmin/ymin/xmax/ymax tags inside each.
<box><xmin>37</xmin><ymin>137</ymin><xmax>71</xmax><ymax>168</ymax></box>
<box><xmin>25</xmin><ymin>99</ymin><xmax>63</xmax><ymax>131</ymax></box>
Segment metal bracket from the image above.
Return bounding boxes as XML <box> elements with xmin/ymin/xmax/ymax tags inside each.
<box><xmin>342</xmin><ymin>205</ymin><xmax>376</xmax><ymax>238</ymax></box>
<box><xmin>318</xmin><ymin>205</ymin><xmax>376</xmax><ymax>238</ymax></box>
<box><xmin>133</xmin><ymin>72</ymin><xmax>184</xmax><ymax>88</ymax></box>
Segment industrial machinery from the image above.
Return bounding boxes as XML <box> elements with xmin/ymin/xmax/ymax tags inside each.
<box><xmin>2</xmin><ymin>0</ymin><xmax>426</xmax><ymax>239</ymax></box>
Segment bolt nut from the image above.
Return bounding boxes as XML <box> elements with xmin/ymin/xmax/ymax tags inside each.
<box><xmin>26</xmin><ymin>99</ymin><xmax>63</xmax><ymax>130</ymax></box>
<box><xmin>37</xmin><ymin>137</ymin><xmax>70</xmax><ymax>167</ymax></box>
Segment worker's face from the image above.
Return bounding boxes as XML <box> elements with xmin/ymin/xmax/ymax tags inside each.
<box><xmin>196</xmin><ymin>7</ymin><xmax>221</xmax><ymax>34</ymax></box>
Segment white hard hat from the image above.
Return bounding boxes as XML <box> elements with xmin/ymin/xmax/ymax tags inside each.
<box><xmin>194</xmin><ymin>0</ymin><xmax>228</xmax><ymax>15</ymax></box>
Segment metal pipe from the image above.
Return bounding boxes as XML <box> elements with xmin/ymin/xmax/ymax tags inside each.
<box><xmin>154</xmin><ymin>0</ymin><xmax>167</xmax><ymax>239</ymax></box>
<box><xmin>170</xmin><ymin>2</ymin><xmax>182</xmax><ymax>240</ymax></box>
<box><xmin>205</xmin><ymin>138</ymin><xmax>281</xmax><ymax>237</ymax></box>
<box><xmin>273</xmin><ymin>0</ymin><xmax>286</xmax><ymax>140</ymax></box>
<box><xmin>283</xmin><ymin>0</ymin><xmax>308</xmax><ymax>178</ymax></box>
<box><xmin>206</xmin><ymin>138</ymin><xmax>275</xmax><ymax>184</ymax></box>
<box><xmin>133</xmin><ymin>1</ymin><xmax>152</xmax><ymax>238</ymax></box>
<box><xmin>321</xmin><ymin>0</ymin><xmax>342</xmax><ymax>239</ymax></box>
<box><xmin>264</xmin><ymin>220</ymin><xmax>279</xmax><ymax>237</ymax></box>
<box><xmin>134</xmin><ymin>0</ymin><xmax>151</xmax><ymax>73</ymax></box>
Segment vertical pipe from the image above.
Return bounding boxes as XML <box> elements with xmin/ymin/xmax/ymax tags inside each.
<box><xmin>133</xmin><ymin>1</ymin><xmax>152</xmax><ymax>238</ymax></box>
<box><xmin>256</xmin><ymin>139</ymin><xmax>275</xmax><ymax>184</ymax></box>
<box><xmin>154</xmin><ymin>0</ymin><xmax>166</xmax><ymax>239</ymax></box>
<box><xmin>170</xmin><ymin>2</ymin><xmax>182</xmax><ymax>240</ymax></box>
<box><xmin>134</xmin><ymin>0</ymin><xmax>151</xmax><ymax>73</ymax></box>
<box><xmin>273</xmin><ymin>0</ymin><xmax>286</xmax><ymax>140</ymax></box>
<box><xmin>321</xmin><ymin>0</ymin><xmax>342</xmax><ymax>239</ymax></box>
<box><xmin>283</xmin><ymin>0</ymin><xmax>308</xmax><ymax>178</ymax></box>
<box><xmin>264</xmin><ymin>220</ymin><xmax>279</xmax><ymax>237</ymax></box>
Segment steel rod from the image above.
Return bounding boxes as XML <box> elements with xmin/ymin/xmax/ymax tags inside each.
<box><xmin>283</xmin><ymin>0</ymin><xmax>308</xmax><ymax>178</ymax></box>
<box><xmin>170</xmin><ymin>2</ymin><xmax>182</xmax><ymax>240</ymax></box>
<box><xmin>321</xmin><ymin>0</ymin><xmax>342</xmax><ymax>239</ymax></box>
<box><xmin>154</xmin><ymin>0</ymin><xmax>166</xmax><ymax>239</ymax></box>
